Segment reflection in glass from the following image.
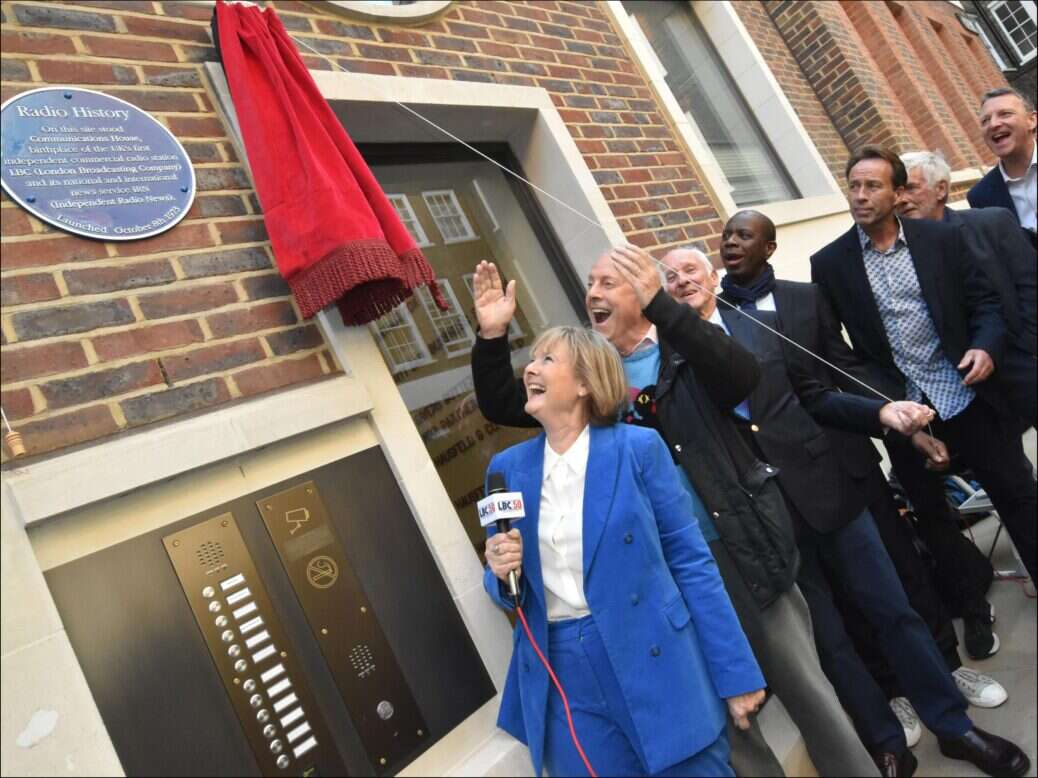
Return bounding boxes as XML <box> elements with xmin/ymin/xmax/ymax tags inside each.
<box><xmin>369</xmin><ymin>158</ymin><xmax>581</xmax><ymax>553</ymax></box>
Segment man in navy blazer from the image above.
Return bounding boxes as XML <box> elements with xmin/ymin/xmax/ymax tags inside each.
<box><xmin>811</xmin><ymin>146</ymin><xmax>1037</xmax><ymax>591</ymax></box>
<box><xmin>967</xmin><ymin>87</ymin><xmax>1037</xmax><ymax>242</ymax></box>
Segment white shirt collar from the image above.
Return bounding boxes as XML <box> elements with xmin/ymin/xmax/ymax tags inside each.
<box><xmin>623</xmin><ymin>323</ymin><xmax>658</xmax><ymax>356</ymax></box>
<box><xmin>543</xmin><ymin>424</ymin><xmax>591</xmax><ymax>482</ymax></box>
<box><xmin>998</xmin><ymin>141</ymin><xmax>1038</xmax><ymax>183</ymax></box>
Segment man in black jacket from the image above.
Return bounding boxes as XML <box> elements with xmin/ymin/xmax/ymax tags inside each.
<box><xmin>680</xmin><ymin>209</ymin><xmax>1023</xmax><ymax>778</ymax></box>
<box><xmin>470</xmin><ymin>250</ymin><xmax>915</xmax><ymax>776</ymax></box>
<box><xmin>900</xmin><ymin>149</ymin><xmax>1035</xmax><ymax>429</ymax></box>
<box><xmin>810</xmin><ymin>146</ymin><xmax>1037</xmax><ymax>587</ymax></box>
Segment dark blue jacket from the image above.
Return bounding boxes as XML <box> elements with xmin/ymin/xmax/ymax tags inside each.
<box><xmin>483</xmin><ymin>423</ymin><xmax>764</xmax><ymax>776</ymax></box>
<box><xmin>810</xmin><ymin>219</ymin><xmax>1007</xmax><ymax>410</ymax></box>
<box><xmin>967</xmin><ymin>165</ymin><xmax>1018</xmax><ymax>223</ymax></box>
<box><xmin>944</xmin><ymin>206</ymin><xmax>1036</xmax><ymax>356</ymax></box>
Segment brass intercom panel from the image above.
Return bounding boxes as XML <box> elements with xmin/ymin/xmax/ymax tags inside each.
<box><xmin>258</xmin><ymin>482</ymin><xmax>427</xmax><ymax>775</ymax></box>
<box><xmin>163</xmin><ymin>513</ymin><xmax>342</xmax><ymax>776</ymax></box>
<box><xmin>44</xmin><ymin>448</ymin><xmax>496</xmax><ymax>776</ymax></box>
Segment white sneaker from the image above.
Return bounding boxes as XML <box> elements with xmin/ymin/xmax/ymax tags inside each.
<box><xmin>952</xmin><ymin>667</ymin><xmax>1008</xmax><ymax>708</ymax></box>
<box><xmin>890</xmin><ymin>697</ymin><xmax>922</xmax><ymax>748</ymax></box>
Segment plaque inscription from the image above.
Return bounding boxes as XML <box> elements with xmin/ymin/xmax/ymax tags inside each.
<box><xmin>1</xmin><ymin>87</ymin><xmax>195</xmax><ymax>240</ymax></box>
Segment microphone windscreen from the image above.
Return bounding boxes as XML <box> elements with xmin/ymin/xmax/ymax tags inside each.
<box><xmin>487</xmin><ymin>471</ymin><xmax>507</xmax><ymax>494</ymax></box>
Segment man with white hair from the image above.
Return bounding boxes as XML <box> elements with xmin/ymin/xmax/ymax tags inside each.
<box><xmin>898</xmin><ymin>150</ymin><xmax>1035</xmax><ymax>428</ymax></box>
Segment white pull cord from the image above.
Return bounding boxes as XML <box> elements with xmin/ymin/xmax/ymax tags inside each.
<box><xmin>290</xmin><ymin>33</ymin><xmax>904</xmax><ymax>407</ymax></box>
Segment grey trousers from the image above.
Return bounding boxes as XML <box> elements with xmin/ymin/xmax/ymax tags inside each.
<box><xmin>711</xmin><ymin>540</ymin><xmax>879</xmax><ymax>778</ymax></box>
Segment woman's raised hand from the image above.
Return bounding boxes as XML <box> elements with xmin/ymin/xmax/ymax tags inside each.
<box><xmin>473</xmin><ymin>261</ymin><xmax>517</xmax><ymax>339</ymax></box>
<box><xmin>486</xmin><ymin>528</ymin><xmax>523</xmax><ymax>583</ymax></box>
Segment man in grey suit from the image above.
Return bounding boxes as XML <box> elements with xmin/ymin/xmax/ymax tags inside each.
<box><xmin>898</xmin><ymin>150</ymin><xmax>1036</xmax><ymax>428</ymax></box>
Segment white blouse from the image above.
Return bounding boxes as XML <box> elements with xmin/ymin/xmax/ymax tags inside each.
<box><xmin>538</xmin><ymin>425</ymin><xmax>592</xmax><ymax>622</ymax></box>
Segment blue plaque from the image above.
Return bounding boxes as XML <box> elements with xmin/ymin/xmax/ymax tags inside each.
<box><xmin>1</xmin><ymin>87</ymin><xmax>196</xmax><ymax>241</ymax></box>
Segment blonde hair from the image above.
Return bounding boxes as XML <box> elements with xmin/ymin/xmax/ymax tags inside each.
<box><xmin>530</xmin><ymin>326</ymin><xmax>627</xmax><ymax>426</ymax></box>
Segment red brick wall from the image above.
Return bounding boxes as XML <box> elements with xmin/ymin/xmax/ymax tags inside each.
<box><xmin>1</xmin><ymin>0</ymin><xmax>728</xmax><ymax>462</ymax></box>
<box><xmin>731</xmin><ymin>0</ymin><xmax>849</xmax><ymax>185</ymax></box>
<box><xmin>1</xmin><ymin>0</ymin><xmax>1009</xmax><ymax>463</ymax></box>
<box><xmin>762</xmin><ymin>0</ymin><xmax>1006</xmax><ymax>178</ymax></box>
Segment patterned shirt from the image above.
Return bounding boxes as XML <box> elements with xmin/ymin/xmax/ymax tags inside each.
<box><xmin>857</xmin><ymin>221</ymin><xmax>974</xmax><ymax>420</ymax></box>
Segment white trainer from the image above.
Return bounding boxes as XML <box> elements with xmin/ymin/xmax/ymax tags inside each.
<box><xmin>890</xmin><ymin>697</ymin><xmax>922</xmax><ymax>748</ymax></box>
<box><xmin>953</xmin><ymin>667</ymin><xmax>1008</xmax><ymax>708</ymax></box>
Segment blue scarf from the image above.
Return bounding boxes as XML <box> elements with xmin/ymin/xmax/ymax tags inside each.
<box><xmin>721</xmin><ymin>263</ymin><xmax>776</xmax><ymax>309</ymax></box>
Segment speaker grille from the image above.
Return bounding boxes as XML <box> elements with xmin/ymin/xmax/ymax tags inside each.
<box><xmin>349</xmin><ymin>643</ymin><xmax>376</xmax><ymax>678</ymax></box>
<box><xmin>195</xmin><ymin>540</ymin><xmax>225</xmax><ymax>569</ymax></box>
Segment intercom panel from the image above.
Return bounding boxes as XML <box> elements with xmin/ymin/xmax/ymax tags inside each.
<box><xmin>44</xmin><ymin>446</ymin><xmax>495</xmax><ymax>776</ymax></box>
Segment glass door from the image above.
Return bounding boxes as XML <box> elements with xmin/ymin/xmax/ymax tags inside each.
<box><xmin>366</xmin><ymin>145</ymin><xmax>585</xmax><ymax>555</ymax></box>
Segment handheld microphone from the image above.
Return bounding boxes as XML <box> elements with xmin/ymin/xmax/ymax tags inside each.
<box><xmin>477</xmin><ymin>472</ymin><xmax>526</xmax><ymax>599</ymax></box>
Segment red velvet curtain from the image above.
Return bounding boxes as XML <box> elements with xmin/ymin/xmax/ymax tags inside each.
<box><xmin>214</xmin><ymin>0</ymin><xmax>444</xmax><ymax>325</ymax></box>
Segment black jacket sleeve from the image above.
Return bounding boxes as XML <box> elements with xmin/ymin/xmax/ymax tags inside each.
<box><xmin>643</xmin><ymin>290</ymin><xmax>761</xmax><ymax>410</ymax></box>
<box><xmin>955</xmin><ymin>224</ymin><xmax>1007</xmax><ymax>365</ymax></box>
<box><xmin>785</xmin><ymin>290</ymin><xmax>886</xmax><ymax>438</ymax></box>
<box><xmin>471</xmin><ymin>335</ymin><xmax>540</xmax><ymax>428</ymax></box>
<box><xmin>995</xmin><ymin>212</ymin><xmax>1037</xmax><ymax>355</ymax></box>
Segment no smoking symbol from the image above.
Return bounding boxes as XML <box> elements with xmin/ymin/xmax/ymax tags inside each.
<box><xmin>306</xmin><ymin>555</ymin><xmax>339</xmax><ymax>589</ymax></box>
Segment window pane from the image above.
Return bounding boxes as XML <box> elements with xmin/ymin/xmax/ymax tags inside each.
<box><xmin>387</xmin><ymin>193</ymin><xmax>432</xmax><ymax>247</ymax></box>
<box><xmin>416</xmin><ymin>280</ymin><xmax>475</xmax><ymax>357</ymax></box>
<box><xmin>371</xmin><ymin>302</ymin><xmax>431</xmax><ymax>373</ymax></box>
<box><xmin>990</xmin><ymin>0</ymin><xmax>1037</xmax><ymax>59</ymax></box>
<box><xmin>623</xmin><ymin>0</ymin><xmax>799</xmax><ymax>206</ymax></box>
<box><xmin>370</xmin><ymin>157</ymin><xmax>582</xmax><ymax>554</ymax></box>
<box><xmin>422</xmin><ymin>190</ymin><xmax>478</xmax><ymax>243</ymax></box>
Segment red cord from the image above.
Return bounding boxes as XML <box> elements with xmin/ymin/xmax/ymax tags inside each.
<box><xmin>514</xmin><ymin>603</ymin><xmax>598</xmax><ymax>778</ymax></box>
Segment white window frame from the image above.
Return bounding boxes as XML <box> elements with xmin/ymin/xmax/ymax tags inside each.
<box><xmin>422</xmin><ymin>189</ymin><xmax>478</xmax><ymax>244</ymax></box>
<box><xmin>471</xmin><ymin>180</ymin><xmax>500</xmax><ymax>232</ymax></box>
<box><xmin>987</xmin><ymin>0</ymin><xmax>1037</xmax><ymax>63</ymax></box>
<box><xmin>387</xmin><ymin>193</ymin><xmax>433</xmax><ymax>248</ymax></box>
<box><xmin>961</xmin><ymin>12</ymin><xmax>1011</xmax><ymax>69</ymax></box>
<box><xmin>416</xmin><ymin>279</ymin><xmax>476</xmax><ymax>357</ymax></box>
<box><xmin>462</xmin><ymin>273</ymin><xmax>524</xmax><ymax>340</ymax></box>
<box><xmin>605</xmin><ymin>1</ymin><xmax>841</xmax><ymax>220</ymax></box>
<box><xmin>370</xmin><ymin>303</ymin><xmax>433</xmax><ymax>373</ymax></box>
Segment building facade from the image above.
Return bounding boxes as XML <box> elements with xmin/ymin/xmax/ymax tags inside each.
<box><xmin>0</xmin><ymin>1</ymin><xmax>1011</xmax><ymax>775</ymax></box>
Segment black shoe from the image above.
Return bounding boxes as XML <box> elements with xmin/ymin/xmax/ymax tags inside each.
<box><xmin>873</xmin><ymin>750</ymin><xmax>918</xmax><ymax>777</ymax></box>
<box><xmin>963</xmin><ymin>602</ymin><xmax>999</xmax><ymax>660</ymax></box>
<box><xmin>938</xmin><ymin>726</ymin><xmax>1030</xmax><ymax>777</ymax></box>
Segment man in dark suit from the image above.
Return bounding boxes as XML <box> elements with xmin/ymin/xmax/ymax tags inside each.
<box><xmin>967</xmin><ymin>87</ymin><xmax>1036</xmax><ymax>242</ymax></box>
<box><xmin>810</xmin><ymin>146</ymin><xmax>1036</xmax><ymax>591</ymax></box>
<box><xmin>900</xmin><ymin>149</ymin><xmax>1035</xmax><ymax>428</ymax></box>
<box><xmin>654</xmin><ymin>209</ymin><xmax>1021</xmax><ymax>778</ymax></box>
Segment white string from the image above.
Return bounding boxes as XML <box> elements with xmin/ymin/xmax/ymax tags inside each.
<box><xmin>290</xmin><ymin>34</ymin><xmax>905</xmax><ymax>408</ymax></box>
<box><xmin>0</xmin><ymin>406</ymin><xmax>12</xmax><ymax>434</ymax></box>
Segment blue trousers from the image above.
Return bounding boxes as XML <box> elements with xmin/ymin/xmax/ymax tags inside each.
<box><xmin>796</xmin><ymin>509</ymin><xmax>972</xmax><ymax>754</ymax></box>
<box><xmin>544</xmin><ymin>616</ymin><xmax>733</xmax><ymax>777</ymax></box>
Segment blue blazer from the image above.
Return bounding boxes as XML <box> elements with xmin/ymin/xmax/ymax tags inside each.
<box><xmin>483</xmin><ymin>424</ymin><xmax>765</xmax><ymax>775</ymax></box>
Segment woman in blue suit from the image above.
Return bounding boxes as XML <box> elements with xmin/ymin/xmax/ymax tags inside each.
<box><xmin>484</xmin><ymin>325</ymin><xmax>766</xmax><ymax>777</ymax></box>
